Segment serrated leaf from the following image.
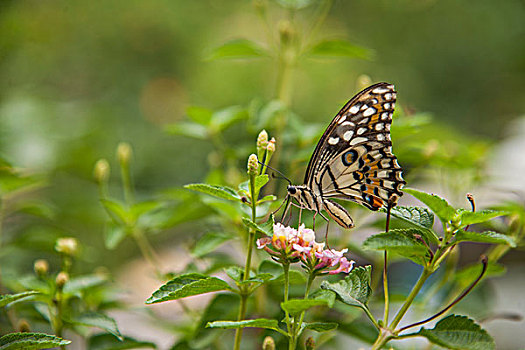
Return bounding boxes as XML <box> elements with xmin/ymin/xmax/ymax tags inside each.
<box><xmin>310</xmin><ymin>289</ymin><xmax>336</xmax><ymax>308</ymax></box>
<box><xmin>88</xmin><ymin>333</ymin><xmax>157</xmax><ymax>349</ymax></box>
<box><xmin>207</xmin><ymin>39</ymin><xmax>269</xmax><ymax>60</ymax></box>
<box><xmin>206</xmin><ymin>319</ymin><xmax>280</xmax><ymax>331</ymax></box>
<box><xmin>454</xmin><ymin>230</ymin><xmax>516</xmax><ymax>247</ymax></box>
<box><xmin>416</xmin><ymin>315</ymin><xmax>495</xmax><ymax>350</ymax></box>
<box><xmin>70</xmin><ymin>312</ymin><xmax>122</xmax><ymax>340</ymax></box>
<box><xmin>320</xmin><ymin>266</ymin><xmax>372</xmax><ymax>310</ymax></box>
<box><xmin>459</xmin><ymin>210</ymin><xmax>509</xmax><ymax>226</ymax></box>
<box><xmin>146</xmin><ymin>273</ymin><xmax>231</xmax><ymax>304</ymax></box>
<box><xmin>0</xmin><ymin>291</ymin><xmax>40</xmax><ymax>308</ymax></box>
<box><xmin>362</xmin><ymin>229</ymin><xmax>431</xmax><ymax>266</ymax></box>
<box><xmin>404</xmin><ymin>188</ymin><xmax>456</xmax><ymax>224</ymax></box>
<box><xmin>0</xmin><ymin>332</ymin><xmax>70</xmax><ymax>350</ymax></box>
<box><xmin>389</xmin><ymin>206</ymin><xmax>436</xmax><ymax>233</ymax></box>
<box><xmin>241</xmin><ymin>217</ymin><xmax>272</xmax><ymax>236</ymax></box>
<box><xmin>164</xmin><ymin>122</ymin><xmax>208</xmax><ymax>139</ymax></box>
<box><xmin>185</xmin><ymin>183</ymin><xmax>240</xmax><ymax>201</ymax></box>
<box><xmin>304</xmin><ymin>322</ymin><xmax>338</xmax><ymax>332</ymax></box>
<box><xmin>281</xmin><ymin>299</ymin><xmax>328</xmax><ymax>316</ymax></box>
<box><xmin>307</xmin><ymin>39</ymin><xmax>373</xmax><ymax>60</ymax></box>
<box><xmin>186</xmin><ymin>106</ymin><xmax>213</xmax><ymax>126</ymax></box>
<box><xmin>63</xmin><ymin>274</ymin><xmax>109</xmax><ymax>295</ymax></box>
<box><xmin>191</xmin><ymin>232</ymin><xmax>234</xmax><ymax>257</ymax></box>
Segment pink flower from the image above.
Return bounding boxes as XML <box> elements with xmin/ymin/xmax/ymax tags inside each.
<box><xmin>256</xmin><ymin>223</ymin><xmax>354</xmax><ymax>275</ymax></box>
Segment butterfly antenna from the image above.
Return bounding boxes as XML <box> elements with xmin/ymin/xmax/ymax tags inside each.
<box><xmin>257</xmin><ymin>161</ymin><xmax>292</xmax><ymax>185</ymax></box>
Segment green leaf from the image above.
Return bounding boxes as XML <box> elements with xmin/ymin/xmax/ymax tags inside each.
<box><xmin>389</xmin><ymin>206</ymin><xmax>436</xmax><ymax>232</ymax></box>
<box><xmin>210</xmin><ymin>106</ymin><xmax>248</xmax><ymax>132</ymax></box>
<box><xmin>63</xmin><ymin>274</ymin><xmax>109</xmax><ymax>295</ymax></box>
<box><xmin>104</xmin><ymin>222</ymin><xmax>128</xmax><ymax>250</ymax></box>
<box><xmin>257</xmin><ymin>195</ymin><xmax>276</xmax><ymax>204</ymax></box>
<box><xmin>304</xmin><ymin>322</ymin><xmax>338</xmax><ymax>332</ymax></box>
<box><xmin>362</xmin><ymin>229</ymin><xmax>431</xmax><ymax>266</ymax></box>
<box><xmin>186</xmin><ymin>106</ymin><xmax>213</xmax><ymax>126</ymax></box>
<box><xmin>100</xmin><ymin>199</ymin><xmax>130</xmax><ymax>225</ymax></box>
<box><xmin>454</xmin><ymin>230</ymin><xmax>516</xmax><ymax>247</ymax></box>
<box><xmin>164</xmin><ymin>122</ymin><xmax>208</xmax><ymax>139</ymax></box>
<box><xmin>145</xmin><ymin>273</ymin><xmax>231</xmax><ymax>304</ymax></box>
<box><xmin>70</xmin><ymin>312</ymin><xmax>122</xmax><ymax>340</ymax></box>
<box><xmin>320</xmin><ymin>265</ymin><xmax>372</xmax><ymax>310</ymax></box>
<box><xmin>241</xmin><ymin>217</ymin><xmax>272</xmax><ymax>236</ymax></box>
<box><xmin>459</xmin><ymin>210</ymin><xmax>509</xmax><ymax>226</ymax></box>
<box><xmin>310</xmin><ymin>289</ymin><xmax>336</xmax><ymax>308</ymax></box>
<box><xmin>416</xmin><ymin>315</ymin><xmax>495</xmax><ymax>350</ymax></box>
<box><xmin>281</xmin><ymin>299</ymin><xmax>328</xmax><ymax>316</ymax></box>
<box><xmin>207</xmin><ymin>39</ymin><xmax>269</xmax><ymax>60</ymax></box>
<box><xmin>184</xmin><ymin>183</ymin><xmax>240</xmax><ymax>201</ymax></box>
<box><xmin>0</xmin><ymin>291</ymin><xmax>40</xmax><ymax>308</ymax></box>
<box><xmin>88</xmin><ymin>333</ymin><xmax>157</xmax><ymax>349</ymax></box>
<box><xmin>191</xmin><ymin>232</ymin><xmax>234</xmax><ymax>257</ymax></box>
<box><xmin>307</xmin><ymin>39</ymin><xmax>373</xmax><ymax>60</ymax></box>
<box><xmin>404</xmin><ymin>188</ymin><xmax>456</xmax><ymax>224</ymax></box>
<box><xmin>0</xmin><ymin>332</ymin><xmax>70</xmax><ymax>350</ymax></box>
<box><xmin>130</xmin><ymin>201</ymin><xmax>162</xmax><ymax>218</ymax></box>
<box><xmin>254</xmin><ymin>174</ymin><xmax>269</xmax><ymax>193</ymax></box>
<box><xmin>207</xmin><ymin>319</ymin><xmax>282</xmax><ymax>332</ymax></box>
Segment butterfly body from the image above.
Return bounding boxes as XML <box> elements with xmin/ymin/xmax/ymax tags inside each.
<box><xmin>286</xmin><ymin>82</ymin><xmax>405</xmax><ymax>229</ymax></box>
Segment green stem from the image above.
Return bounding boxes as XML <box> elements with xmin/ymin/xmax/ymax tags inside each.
<box><xmin>292</xmin><ymin>273</ymin><xmax>316</xmax><ymax>348</ymax></box>
<box><xmin>133</xmin><ymin>228</ymin><xmax>162</xmax><ymax>277</ymax></box>
<box><xmin>282</xmin><ymin>262</ymin><xmax>294</xmax><ymax>350</ymax></box>
<box><xmin>389</xmin><ymin>268</ymin><xmax>432</xmax><ymax>330</ymax></box>
<box><xmin>234</xmin><ymin>173</ymin><xmax>259</xmax><ymax>350</ymax></box>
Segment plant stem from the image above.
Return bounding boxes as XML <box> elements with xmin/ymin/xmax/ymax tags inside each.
<box><xmin>389</xmin><ymin>268</ymin><xmax>432</xmax><ymax>330</ymax></box>
<box><xmin>382</xmin><ymin>206</ymin><xmax>392</xmax><ymax>325</ymax></box>
<box><xmin>282</xmin><ymin>262</ymin><xmax>294</xmax><ymax>350</ymax></box>
<box><xmin>234</xmin><ymin>173</ymin><xmax>259</xmax><ymax>350</ymax></box>
<box><xmin>133</xmin><ymin>228</ymin><xmax>162</xmax><ymax>277</ymax></box>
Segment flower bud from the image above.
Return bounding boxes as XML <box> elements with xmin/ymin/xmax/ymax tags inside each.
<box><xmin>55</xmin><ymin>237</ymin><xmax>78</xmax><ymax>257</ymax></box>
<box><xmin>34</xmin><ymin>259</ymin><xmax>49</xmax><ymax>277</ymax></box>
<box><xmin>257</xmin><ymin>130</ymin><xmax>269</xmax><ymax>150</ymax></box>
<box><xmin>247</xmin><ymin>154</ymin><xmax>259</xmax><ymax>176</ymax></box>
<box><xmin>93</xmin><ymin>158</ymin><xmax>110</xmax><ymax>183</ymax></box>
<box><xmin>55</xmin><ymin>271</ymin><xmax>69</xmax><ymax>289</ymax></box>
<box><xmin>305</xmin><ymin>336</ymin><xmax>316</xmax><ymax>350</ymax></box>
<box><xmin>117</xmin><ymin>142</ymin><xmax>132</xmax><ymax>166</ymax></box>
<box><xmin>262</xmin><ymin>336</ymin><xmax>275</xmax><ymax>350</ymax></box>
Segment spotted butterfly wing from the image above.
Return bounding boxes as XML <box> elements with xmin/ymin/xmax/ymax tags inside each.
<box><xmin>303</xmin><ymin>82</ymin><xmax>405</xmax><ymax>226</ymax></box>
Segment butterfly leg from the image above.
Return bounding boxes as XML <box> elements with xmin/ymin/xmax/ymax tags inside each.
<box><xmin>325</xmin><ymin>220</ymin><xmax>331</xmax><ymax>248</ymax></box>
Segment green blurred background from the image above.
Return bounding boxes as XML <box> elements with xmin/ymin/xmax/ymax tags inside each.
<box><xmin>1</xmin><ymin>0</ymin><xmax>524</xmax><ymax>273</ymax></box>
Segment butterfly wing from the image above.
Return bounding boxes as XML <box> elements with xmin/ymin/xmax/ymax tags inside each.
<box><xmin>304</xmin><ymin>82</ymin><xmax>405</xmax><ymax>210</ymax></box>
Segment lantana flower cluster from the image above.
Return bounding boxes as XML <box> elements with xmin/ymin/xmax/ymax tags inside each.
<box><xmin>257</xmin><ymin>223</ymin><xmax>354</xmax><ymax>275</ymax></box>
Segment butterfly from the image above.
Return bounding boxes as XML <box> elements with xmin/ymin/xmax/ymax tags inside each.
<box><xmin>285</xmin><ymin>82</ymin><xmax>405</xmax><ymax>229</ymax></box>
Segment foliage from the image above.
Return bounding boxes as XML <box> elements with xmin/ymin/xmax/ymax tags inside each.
<box><xmin>0</xmin><ymin>1</ymin><xmax>523</xmax><ymax>350</ymax></box>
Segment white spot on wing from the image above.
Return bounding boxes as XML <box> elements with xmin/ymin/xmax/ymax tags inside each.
<box><xmin>363</xmin><ymin>107</ymin><xmax>376</xmax><ymax>117</ymax></box>
<box><xmin>343</xmin><ymin>130</ymin><xmax>354</xmax><ymax>141</ymax></box>
<box><xmin>357</xmin><ymin>127</ymin><xmax>367</xmax><ymax>135</ymax></box>
<box><xmin>385</xmin><ymin>123</ymin><xmax>391</xmax><ymax>131</ymax></box>
<box><xmin>371</xmin><ymin>98</ymin><xmax>378</xmax><ymax>104</ymax></box>
<box><xmin>328</xmin><ymin>137</ymin><xmax>339</xmax><ymax>145</ymax></box>
<box><xmin>375</xmin><ymin>123</ymin><xmax>384</xmax><ymax>131</ymax></box>
<box><xmin>350</xmin><ymin>137</ymin><xmax>367</xmax><ymax>145</ymax></box>
<box><xmin>361</xmin><ymin>104</ymin><xmax>369</xmax><ymax>110</ymax></box>
<box><xmin>349</xmin><ymin>105</ymin><xmax>360</xmax><ymax>114</ymax></box>
<box><xmin>341</xmin><ymin>121</ymin><xmax>355</xmax><ymax>127</ymax></box>
<box><xmin>338</xmin><ymin>115</ymin><xmax>347</xmax><ymax>124</ymax></box>
<box><xmin>381</xmin><ymin>112</ymin><xmax>389</xmax><ymax>120</ymax></box>
<box><xmin>384</xmin><ymin>103</ymin><xmax>391</xmax><ymax>109</ymax></box>
<box><xmin>384</xmin><ymin>93</ymin><xmax>393</xmax><ymax>100</ymax></box>
<box><xmin>372</xmin><ymin>87</ymin><xmax>389</xmax><ymax>94</ymax></box>
<box><xmin>377</xmin><ymin>134</ymin><xmax>385</xmax><ymax>141</ymax></box>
